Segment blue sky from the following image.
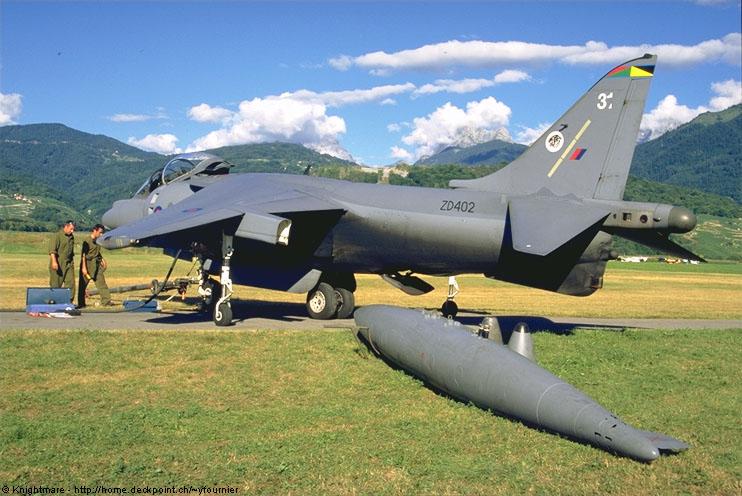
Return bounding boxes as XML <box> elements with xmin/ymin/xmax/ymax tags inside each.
<box><xmin>2</xmin><ymin>1</ymin><xmax>740</xmax><ymax>165</ymax></box>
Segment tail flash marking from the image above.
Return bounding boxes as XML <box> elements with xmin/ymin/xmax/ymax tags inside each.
<box><xmin>630</xmin><ymin>66</ymin><xmax>654</xmax><ymax>78</ymax></box>
<box><xmin>547</xmin><ymin>119</ymin><xmax>592</xmax><ymax>178</ymax></box>
<box><xmin>608</xmin><ymin>65</ymin><xmax>655</xmax><ymax>79</ymax></box>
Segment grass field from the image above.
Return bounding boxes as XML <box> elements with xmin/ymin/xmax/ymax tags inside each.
<box><xmin>1</xmin><ymin>231</ymin><xmax>741</xmax><ymax>494</ymax></box>
<box><xmin>1</xmin><ymin>328</ymin><xmax>741</xmax><ymax>494</ymax></box>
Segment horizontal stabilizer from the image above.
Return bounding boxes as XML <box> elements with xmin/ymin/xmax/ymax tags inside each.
<box><xmin>615</xmin><ymin>230</ymin><xmax>706</xmax><ymax>262</ymax></box>
<box><xmin>509</xmin><ymin>195</ymin><xmax>610</xmax><ymax>256</ymax></box>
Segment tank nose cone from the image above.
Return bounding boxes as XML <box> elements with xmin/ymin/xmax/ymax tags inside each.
<box><xmin>668</xmin><ymin>207</ymin><xmax>697</xmax><ymax>233</ymax></box>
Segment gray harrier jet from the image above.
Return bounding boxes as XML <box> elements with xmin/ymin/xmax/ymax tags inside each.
<box><xmin>100</xmin><ymin>54</ymin><xmax>701</xmax><ymax>326</ymax></box>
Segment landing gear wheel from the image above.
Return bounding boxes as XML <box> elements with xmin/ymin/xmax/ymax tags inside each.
<box><xmin>214</xmin><ymin>302</ymin><xmax>233</xmax><ymax>326</ymax></box>
<box><xmin>335</xmin><ymin>287</ymin><xmax>355</xmax><ymax>319</ymax></box>
<box><xmin>441</xmin><ymin>300</ymin><xmax>458</xmax><ymax>319</ymax></box>
<box><xmin>306</xmin><ymin>282</ymin><xmax>338</xmax><ymax>320</ymax></box>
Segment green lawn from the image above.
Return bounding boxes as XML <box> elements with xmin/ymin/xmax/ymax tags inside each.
<box><xmin>1</xmin><ymin>328</ymin><xmax>740</xmax><ymax>495</ymax></box>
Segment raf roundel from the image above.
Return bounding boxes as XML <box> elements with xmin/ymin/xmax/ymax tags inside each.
<box><xmin>545</xmin><ymin>131</ymin><xmax>564</xmax><ymax>153</ymax></box>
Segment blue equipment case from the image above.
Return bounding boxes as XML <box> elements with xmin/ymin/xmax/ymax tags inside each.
<box><xmin>26</xmin><ymin>288</ymin><xmax>75</xmax><ymax>313</ymax></box>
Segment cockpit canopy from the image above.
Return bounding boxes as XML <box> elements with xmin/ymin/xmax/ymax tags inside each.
<box><xmin>135</xmin><ymin>152</ymin><xmax>232</xmax><ymax>197</ymax></box>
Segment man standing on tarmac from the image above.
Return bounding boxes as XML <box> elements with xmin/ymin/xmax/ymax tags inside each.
<box><xmin>48</xmin><ymin>220</ymin><xmax>76</xmax><ymax>302</ymax></box>
<box><xmin>78</xmin><ymin>223</ymin><xmax>112</xmax><ymax>307</ymax></box>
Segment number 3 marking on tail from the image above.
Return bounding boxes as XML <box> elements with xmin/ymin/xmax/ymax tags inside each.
<box><xmin>597</xmin><ymin>92</ymin><xmax>614</xmax><ymax>110</ymax></box>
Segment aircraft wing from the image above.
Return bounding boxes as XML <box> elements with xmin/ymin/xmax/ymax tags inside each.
<box><xmin>99</xmin><ymin>175</ymin><xmax>345</xmax><ymax>250</ymax></box>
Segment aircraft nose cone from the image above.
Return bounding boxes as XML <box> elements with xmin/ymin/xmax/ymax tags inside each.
<box><xmin>668</xmin><ymin>207</ymin><xmax>697</xmax><ymax>233</ymax></box>
<box><xmin>101</xmin><ymin>208</ymin><xmax>117</xmax><ymax>228</ymax></box>
<box><xmin>101</xmin><ymin>198</ymin><xmax>147</xmax><ymax>229</ymax></box>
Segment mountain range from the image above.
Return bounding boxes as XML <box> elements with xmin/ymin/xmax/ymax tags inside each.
<box><xmin>0</xmin><ymin>104</ymin><xmax>739</xmax><ymax>232</ymax></box>
<box><xmin>631</xmin><ymin>104</ymin><xmax>741</xmax><ymax>202</ymax></box>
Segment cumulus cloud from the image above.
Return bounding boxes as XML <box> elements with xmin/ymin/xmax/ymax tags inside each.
<box><xmin>390</xmin><ymin>146</ymin><xmax>413</xmax><ymax>163</ymax></box>
<box><xmin>279</xmin><ymin>83</ymin><xmax>415</xmax><ymax>107</ymax></box>
<box><xmin>514</xmin><ymin>123</ymin><xmax>552</xmax><ymax>145</ymax></box>
<box><xmin>328</xmin><ymin>55</ymin><xmax>353</xmax><ymax>71</ymax></box>
<box><xmin>109</xmin><ymin>113</ymin><xmax>153</xmax><ymax>123</ymax></box>
<box><xmin>128</xmin><ymin>134</ymin><xmax>182</xmax><ymax>155</ymax></box>
<box><xmin>494</xmin><ymin>69</ymin><xmax>532</xmax><ymax>84</ymax></box>
<box><xmin>0</xmin><ymin>92</ymin><xmax>23</xmax><ymax>125</ymax></box>
<box><xmin>640</xmin><ymin>79</ymin><xmax>741</xmax><ymax>141</ymax></box>
<box><xmin>187</xmin><ymin>103</ymin><xmax>233</xmax><ymax>123</ymax></box>
<box><xmin>709</xmin><ymin>79</ymin><xmax>742</xmax><ymax>110</ymax></box>
<box><xmin>564</xmin><ymin>33</ymin><xmax>741</xmax><ymax>66</ymax></box>
<box><xmin>401</xmin><ymin>97</ymin><xmax>511</xmax><ymax>160</ymax></box>
<box><xmin>413</xmin><ymin>70</ymin><xmax>530</xmax><ymax>97</ymax></box>
<box><xmin>331</xmin><ymin>34</ymin><xmax>741</xmax><ymax>73</ymax></box>
<box><xmin>415</xmin><ymin>78</ymin><xmax>494</xmax><ymax>97</ymax></box>
<box><xmin>186</xmin><ymin>97</ymin><xmax>351</xmax><ymax>160</ymax></box>
<box><xmin>185</xmin><ymin>83</ymin><xmax>419</xmax><ymax>160</ymax></box>
<box><xmin>109</xmin><ymin>108</ymin><xmax>168</xmax><ymax>123</ymax></box>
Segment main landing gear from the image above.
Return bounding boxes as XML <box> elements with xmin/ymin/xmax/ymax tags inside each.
<box><xmin>306</xmin><ymin>276</ymin><xmax>356</xmax><ymax>320</ymax></box>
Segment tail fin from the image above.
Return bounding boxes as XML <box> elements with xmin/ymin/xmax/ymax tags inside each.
<box><xmin>450</xmin><ymin>54</ymin><xmax>656</xmax><ymax>200</ymax></box>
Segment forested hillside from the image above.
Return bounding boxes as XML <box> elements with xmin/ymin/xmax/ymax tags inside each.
<box><xmin>415</xmin><ymin>139</ymin><xmax>525</xmax><ymax>166</ymax></box>
<box><xmin>623</xmin><ymin>105</ymin><xmax>740</xmax><ymax>202</ymax></box>
<box><xmin>0</xmin><ymin>124</ymin><xmax>366</xmax><ymax>230</ymax></box>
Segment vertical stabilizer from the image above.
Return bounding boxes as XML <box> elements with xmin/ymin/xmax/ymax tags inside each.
<box><xmin>450</xmin><ymin>55</ymin><xmax>656</xmax><ymax>200</ymax></box>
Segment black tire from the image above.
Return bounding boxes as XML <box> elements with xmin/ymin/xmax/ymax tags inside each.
<box><xmin>306</xmin><ymin>282</ymin><xmax>338</xmax><ymax>320</ymax></box>
<box><xmin>335</xmin><ymin>287</ymin><xmax>355</xmax><ymax>319</ymax></box>
<box><xmin>441</xmin><ymin>300</ymin><xmax>458</xmax><ymax>318</ymax></box>
<box><xmin>214</xmin><ymin>302</ymin><xmax>233</xmax><ymax>326</ymax></box>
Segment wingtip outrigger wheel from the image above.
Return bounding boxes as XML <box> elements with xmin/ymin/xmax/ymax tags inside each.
<box><xmin>441</xmin><ymin>276</ymin><xmax>459</xmax><ymax>318</ymax></box>
<box><xmin>214</xmin><ymin>233</ymin><xmax>234</xmax><ymax>326</ymax></box>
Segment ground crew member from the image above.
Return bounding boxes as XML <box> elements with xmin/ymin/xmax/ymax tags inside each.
<box><xmin>48</xmin><ymin>220</ymin><xmax>76</xmax><ymax>302</ymax></box>
<box><xmin>78</xmin><ymin>223</ymin><xmax>112</xmax><ymax>307</ymax></box>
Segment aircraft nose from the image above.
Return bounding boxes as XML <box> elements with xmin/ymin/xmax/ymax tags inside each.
<box><xmin>667</xmin><ymin>207</ymin><xmax>697</xmax><ymax>233</ymax></box>
<box><xmin>101</xmin><ymin>198</ymin><xmax>147</xmax><ymax>229</ymax></box>
<box><xmin>101</xmin><ymin>207</ymin><xmax>117</xmax><ymax>228</ymax></box>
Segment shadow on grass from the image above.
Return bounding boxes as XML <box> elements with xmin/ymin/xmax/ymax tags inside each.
<box><xmin>456</xmin><ymin>315</ymin><xmax>626</xmax><ymax>341</ymax></box>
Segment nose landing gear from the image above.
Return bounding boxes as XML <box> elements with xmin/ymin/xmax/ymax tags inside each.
<box><xmin>214</xmin><ymin>234</ymin><xmax>234</xmax><ymax>326</ymax></box>
<box><xmin>440</xmin><ymin>276</ymin><xmax>459</xmax><ymax>318</ymax></box>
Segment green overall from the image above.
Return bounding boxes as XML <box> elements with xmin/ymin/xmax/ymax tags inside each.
<box><xmin>48</xmin><ymin>229</ymin><xmax>75</xmax><ymax>301</ymax></box>
<box><xmin>78</xmin><ymin>235</ymin><xmax>111</xmax><ymax>306</ymax></box>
